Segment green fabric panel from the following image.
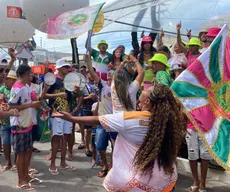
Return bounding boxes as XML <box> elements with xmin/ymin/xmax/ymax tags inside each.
<box><xmin>171</xmin><ymin>81</ymin><xmax>208</xmax><ymax>98</ymax></box>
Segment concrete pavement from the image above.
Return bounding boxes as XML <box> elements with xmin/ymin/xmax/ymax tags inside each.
<box><xmin>0</xmin><ymin>140</ymin><xmax>229</xmax><ymax>192</ymax></box>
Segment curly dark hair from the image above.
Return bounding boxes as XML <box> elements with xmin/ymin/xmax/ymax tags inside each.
<box><xmin>133</xmin><ymin>84</ymin><xmax>186</xmax><ymax>176</ymax></box>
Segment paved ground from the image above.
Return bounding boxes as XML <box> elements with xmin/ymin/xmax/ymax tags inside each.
<box><xmin>0</xmin><ymin>142</ymin><xmax>229</xmax><ymax>192</ymax></box>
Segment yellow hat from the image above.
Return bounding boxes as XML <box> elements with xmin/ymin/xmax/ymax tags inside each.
<box><xmin>7</xmin><ymin>70</ymin><xmax>17</xmax><ymax>80</ymax></box>
<box><xmin>148</xmin><ymin>53</ymin><xmax>170</xmax><ymax>74</ymax></box>
<box><xmin>186</xmin><ymin>38</ymin><xmax>202</xmax><ymax>49</ymax></box>
<box><xmin>97</xmin><ymin>40</ymin><xmax>108</xmax><ymax>49</ymax></box>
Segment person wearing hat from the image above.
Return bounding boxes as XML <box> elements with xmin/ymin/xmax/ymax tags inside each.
<box><xmin>138</xmin><ymin>36</ymin><xmax>157</xmax><ymax>90</ymax></box>
<box><xmin>45</xmin><ymin>59</ymin><xmax>76</xmax><ymax>175</ymax></box>
<box><xmin>205</xmin><ymin>27</ymin><xmax>221</xmax><ymax>46</ymax></box>
<box><xmin>149</xmin><ymin>53</ymin><xmax>173</xmax><ymax>87</ymax></box>
<box><xmin>0</xmin><ymin>49</ymin><xmax>16</xmax><ymax>86</ymax></box>
<box><xmin>0</xmin><ymin>70</ymin><xmax>17</xmax><ymax>171</ymax></box>
<box><xmin>185</xmin><ymin>38</ymin><xmax>203</xmax><ymax>67</ymax></box>
<box><xmin>85</xmin><ymin>31</ymin><xmax>112</xmax><ymax>81</ymax></box>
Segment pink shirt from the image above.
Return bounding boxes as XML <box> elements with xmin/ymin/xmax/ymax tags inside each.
<box><xmin>186</xmin><ymin>51</ymin><xmax>201</xmax><ymax>67</ymax></box>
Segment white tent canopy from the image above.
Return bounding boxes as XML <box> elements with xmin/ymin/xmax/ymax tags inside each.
<box><xmin>100</xmin><ymin>0</ymin><xmax>230</xmax><ymax>36</ymax></box>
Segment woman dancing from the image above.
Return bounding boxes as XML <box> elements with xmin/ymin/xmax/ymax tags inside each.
<box><xmin>53</xmin><ymin>84</ymin><xmax>186</xmax><ymax>192</ymax></box>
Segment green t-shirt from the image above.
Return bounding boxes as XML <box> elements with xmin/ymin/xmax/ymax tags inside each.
<box><xmin>155</xmin><ymin>71</ymin><xmax>173</xmax><ymax>87</ymax></box>
<box><xmin>0</xmin><ymin>86</ymin><xmax>10</xmax><ymax>126</ymax></box>
<box><xmin>91</xmin><ymin>49</ymin><xmax>112</xmax><ymax>65</ymax></box>
<box><xmin>144</xmin><ymin>68</ymin><xmax>155</xmax><ymax>82</ymax></box>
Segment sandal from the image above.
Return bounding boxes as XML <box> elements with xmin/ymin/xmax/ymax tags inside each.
<box><xmin>10</xmin><ymin>165</ymin><xmax>17</xmax><ymax>172</ymax></box>
<box><xmin>68</xmin><ymin>154</ymin><xmax>74</xmax><ymax>161</ymax></box>
<box><xmin>59</xmin><ymin>165</ymin><xmax>76</xmax><ymax>172</ymax></box>
<box><xmin>49</xmin><ymin>168</ymin><xmax>59</xmax><ymax>175</ymax></box>
<box><xmin>85</xmin><ymin>150</ymin><xmax>92</xmax><ymax>157</ymax></box>
<box><xmin>16</xmin><ymin>184</ymin><xmax>34</xmax><ymax>191</ymax></box>
<box><xmin>29</xmin><ymin>178</ymin><xmax>43</xmax><ymax>185</ymax></box>
<box><xmin>188</xmin><ymin>186</ymin><xmax>199</xmax><ymax>192</ymax></box>
<box><xmin>32</xmin><ymin>148</ymin><xmax>41</xmax><ymax>153</ymax></box>
<box><xmin>29</xmin><ymin>168</ymin><xmax>40</xmax><ymax>175</ymax></box>
<box><xmin>97</xmin><ymin>169</ymin><xmax>108</xmax><ymax>178</ymax></box>
<box><xmin>1</xmin><ymin>165</ymin><xmax>12</xmax><ymax>172</ymax></box>
<box><xmin>78</xmin><ymin>143</ymin><xmax>85</xmax><ymax>150</ymax></box>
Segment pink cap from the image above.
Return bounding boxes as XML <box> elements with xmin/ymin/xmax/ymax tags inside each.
<box><xmin>142</xmin><ymin>36</ymin><xmax>153</xmax><ymax>43</ymax></box>
<box><xmin>205</xmin><ymin>27</ymin><xmax>221</xmax><ymax>37</ymax></box>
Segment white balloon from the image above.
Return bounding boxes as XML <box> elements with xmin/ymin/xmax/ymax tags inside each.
<box><xmin>20</xmin><ymin>0</ymin><xmax>90</xmax><ymax>33</ymax></box>
<box><xmin>0</xmin><ymin>0</ymin><xmax>35</xmax><ymax>47</ymax></box>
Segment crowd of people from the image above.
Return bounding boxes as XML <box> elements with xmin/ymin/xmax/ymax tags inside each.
<box><xmin>0</xmin><ymin>21</ymin><xmax>222</xmax><ymax>191</ymax></box>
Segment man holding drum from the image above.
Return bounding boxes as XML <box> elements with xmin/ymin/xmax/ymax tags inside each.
<box><xmin>45</xmin><ymin>59</ymin><xmax>76</xmax><ymax>175</ymax></box>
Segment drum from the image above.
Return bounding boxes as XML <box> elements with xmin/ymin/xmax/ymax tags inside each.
<box><xmin>44</xmin><ymin>72</ymin><xmax>56</xmax><ymax>86</ymax></box>
<box><xmin>63</xmin><ymin>72</ymin><xmax>86</xmax><ymax>92</ymax></box>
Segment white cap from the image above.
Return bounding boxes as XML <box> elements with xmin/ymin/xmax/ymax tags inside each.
<box><xmin>55</xmin><ymin>59</ymin><xmax>71</xmax><ymax>69</ymax></box>
<box><xmin>0</xmin><ymin>56</ymin><xmax>8</xmax><ymax>66</ymax></box>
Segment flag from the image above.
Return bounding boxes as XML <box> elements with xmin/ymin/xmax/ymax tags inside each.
<box><xmin>171</xmin><ymin>24</ymin><xmax>230</xmax><ymax>171</ymax></box>
<box><xmin>47</xmin><ymin>3</ymin><xmax>105</xmax><ymax>40</ymax></box>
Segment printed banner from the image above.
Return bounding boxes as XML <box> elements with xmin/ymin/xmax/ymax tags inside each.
<box><xmin>171</xmin><ymin>25</ymin><xmax>230</xmax><ymax>171</ymax></box>
<box><xmin>47</xmin><ymin>3</ymin><xmax>105</xmax><ymax>40</ymax></box>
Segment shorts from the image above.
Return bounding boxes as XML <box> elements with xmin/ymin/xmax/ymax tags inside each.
<box><xmin>82</xmin><ymin>109</ymin><xmax>93</xmax><ymax>129</ymax></box>
<box><xmin>94</xmin><ymin>125</ymin><xmax>117</xmax><ymax>152</ymax></box>
<box><xmin>50</xmin><ymin>118</ymin><xmax>72</xmax><ymax>136</ymax></box>
<box><xmin>0</xmin><ymin>125</ymin><xmax>12</xmax><ymax>145</ymax></box>
<box><xmin>32</xmin><ymin>125</ymin><xmax>40</xmax><ymax>142</ymax></box>
<box><xmin>186</xmin><ymin>129</ymin><xmax>212</xmax><ymax>161</ymax></box>
<box><xmin>12</xmin><ymin>130</ymin><xmax>33</xmax><ymax>153</ymax></box>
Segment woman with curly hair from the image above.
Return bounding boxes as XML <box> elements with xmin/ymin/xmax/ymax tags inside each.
<box><xmin>52</xmin><ymin>84</ymin><xmax>186</xmax><ymax>192</ymax></box>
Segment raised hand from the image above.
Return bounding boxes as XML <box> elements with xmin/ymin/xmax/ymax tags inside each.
<box><xmin>160</xmin><ymin>28</ymin><xmax>165</xmax><ymax>38</ymax></box>
<box><xmin>186</xmin><ymin>29</ymin><xmax>192</xmax><ymax>38</ymax></box>
<box><xmin>8</xmin><ymin>48</ymin><xmax>16</xmax><ymax>61</ymax></box>
<box><xmin>176</xmin><ymin>21</ymin><xmax>182</xmax><ymax>31</ymax></box>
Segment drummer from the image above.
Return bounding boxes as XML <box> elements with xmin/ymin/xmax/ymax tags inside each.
<box><xmin>45</xmin><ymin>59</ymin><xmax>76</xmax><ymax>175</ymax></box>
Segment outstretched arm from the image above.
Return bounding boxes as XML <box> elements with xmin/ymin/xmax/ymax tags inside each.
<box><xmin>157</xmin><ymin>29</ymin><xmax>164</xmax><ymax>49</ymax></box>
<box><xmin>176</xmin><ymin>22</ymin><xmax>187</xmax><ymax>54</ymax></box>
<box><xmin>84</xmin><ymin>54</ymin><xmax>100</xmax><ymax>84</ymax></box>
<box><xmin>7</xmin><ymin>48</ymin><xmax>16</xmax><ymax>71</ymax></box>
<box><xmin>52</xmin><ymin>111</ymin><xmax>99</xmax><ymax>125</ymax></box>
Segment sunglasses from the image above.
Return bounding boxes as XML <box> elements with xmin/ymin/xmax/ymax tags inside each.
<box><xmin>0</xmin><ymin>68</ymin><xmax>9</xmax><ymax>73</ymax></box>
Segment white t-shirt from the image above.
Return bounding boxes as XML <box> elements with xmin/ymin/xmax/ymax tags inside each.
<box><xmin>9</xmin><ymin>81</ymin><xmax>33</xmax><ymax>132</ymax></box>
<box><xmin>168</xmin><ymin>53</ymin><xmax>187</xmax><ymax>70</ymax></box>
<box><xmin>98</xmin><ymin>111</ymin><xmax>177</xmax><ymax>191</ymax></box>
<box><xmin>111</xmin><ymin>80</ymin><xmax>140</xmax><ymax>113</ymax></box>
<box><xmin>100</xmin><ymin>80</ymin><xmax>112</xmax><ymax>115</ymax></box>
<box><xmin>28</xmin><ymin>83</ymin><xmax>40</xmax><ymax>125</ymax></box>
